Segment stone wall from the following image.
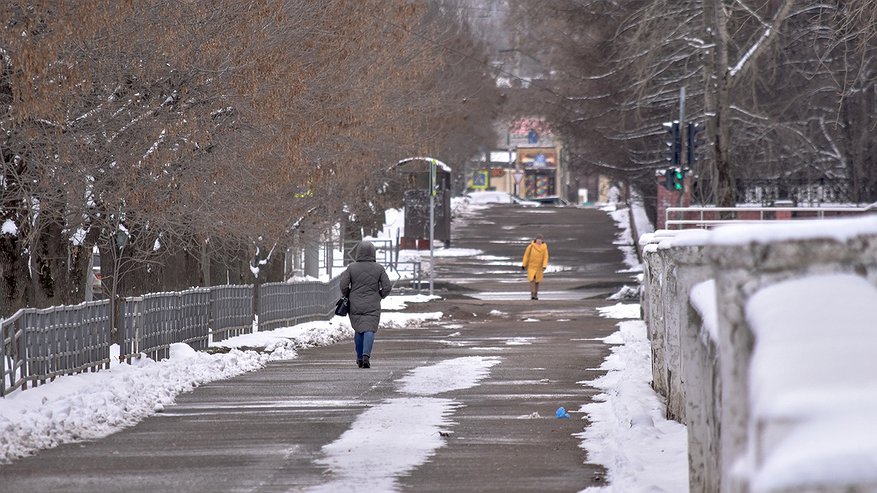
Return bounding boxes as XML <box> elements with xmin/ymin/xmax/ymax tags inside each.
<box><xmin>640</xmin><ymin>216</ymin><xmax>877</xmax><ymax>493</ymax></box>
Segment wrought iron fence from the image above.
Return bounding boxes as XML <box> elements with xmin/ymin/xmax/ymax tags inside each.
<box><xmin>737</xmin><ymin>179</ymin><xmax>856</xmax><ymax>206</ymax></box>
<box><xmin>1</xmin><ymin>278</ymin><xmax>340</xmax><ymax>397</ymax></box>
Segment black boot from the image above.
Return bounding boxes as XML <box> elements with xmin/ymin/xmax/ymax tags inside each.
<box><xmin>362</xmin><ymin>355</ymin><xmax>371</xmax><ymax>369</ymax></box>
<box><xmin>356</xmin><ymin>359</ymin><xmax>363</xmax><ymax>368</ymax></box>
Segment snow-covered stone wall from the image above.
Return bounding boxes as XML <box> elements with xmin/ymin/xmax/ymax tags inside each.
<box><xmin>640</xmin><ymin>215</ymin><xmax>877</xmax><ymax>493</ymax></box>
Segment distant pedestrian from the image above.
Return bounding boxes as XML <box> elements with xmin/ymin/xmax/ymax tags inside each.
<box><xmin>340</xmin><ymin>241</ymin><xmax>392</xmax><ymax>368</ymax></box>
<box><xmin>522</xmin><ymin>233</ymin><xmax>549</xmax><ymax>300</ymax></box>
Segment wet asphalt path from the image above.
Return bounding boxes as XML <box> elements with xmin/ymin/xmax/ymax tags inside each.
<box><xmin>0</xmin><ymin>204</ymin><xmax>637</xmax><ymax>492</ymax></box>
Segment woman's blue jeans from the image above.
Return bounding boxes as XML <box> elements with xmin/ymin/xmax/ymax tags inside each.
<box><xmin>354</xmin><ymin>331</ymin><xmax>375</xmax><ymax>359</ymax></box>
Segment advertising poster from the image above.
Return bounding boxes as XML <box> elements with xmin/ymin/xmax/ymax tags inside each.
<box><xmin>517</xmin><ymin>147</ymin><xmax>557</xmax><ymax>169</ymax></box>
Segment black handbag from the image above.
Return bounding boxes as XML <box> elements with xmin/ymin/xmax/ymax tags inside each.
<box><xmin>335</xmin><ymin>296</ymin><xmax>350</xmax><ymax>316</ymax></box>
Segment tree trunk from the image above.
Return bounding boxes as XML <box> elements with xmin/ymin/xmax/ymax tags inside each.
<box><xmin>0</xmin><ymin>233</ymin><xmax>29</xmax><ymax>316</ymax></box>
<box><xmin>200</xmin><ymin>237</ymin><xmax>211</xmax><ymax>287</ymax></box>
<box><xmin>31</xmin><ymin>219</ymin><xmax>87</xmax><ymax>308</ymax></box>
<box><xmin>700</xmin><ymin>0</ymin><xmax>719</xmax><ymax>206</ymax></box>
<box><xmin>710</xmin><ymin>0</ymin><xmax>736</xmax><ymax>209</ymax></box>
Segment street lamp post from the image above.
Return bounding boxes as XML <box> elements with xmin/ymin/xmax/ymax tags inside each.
<box><xmin>428</xmin><ymin>159</ymin><xmax>435</xmax><ymax>296</ymax></box>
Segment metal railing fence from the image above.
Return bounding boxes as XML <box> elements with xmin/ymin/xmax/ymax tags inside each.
<box><xmin>665</xmin><ymin>205</ymin><xmax>877</xmax><ymax>229</ymax></box>
<box><xmin>1</xmin><ymin>300</ymin><xmax>111</xmax><ymax>396</ymax></box>
<box><xmin>1</xmin><ymin>277</ymin><xmax>340</xmax><ymax>397</ymax></box>
<box><xmin>259</xmin><ymin>277</ymin><xmax>340</xmax><ymax>332</ymax></box>
<box><xmin>389</xmin><ymin>261</ymin><xmax>423</xmax><ymax>291</ymax></box>
<box><xmin>210</xmin><ymin>285</ymin><xmax>255</xmax><ymax>342</ymax></box>
<box><xmin>122</xmin><ymin>288</ymin><xmax>212</xmax><ymax>363</ymax></box>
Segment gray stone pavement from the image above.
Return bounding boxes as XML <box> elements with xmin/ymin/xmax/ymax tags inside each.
<box><xmin>0</xmin><ymin>204</ymin><xmax>639</xmax><ymax>492</ymax></box>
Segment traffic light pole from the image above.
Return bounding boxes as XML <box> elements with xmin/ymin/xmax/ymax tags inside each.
<box><xmin>677</xmin><ymin>86</ymin><xmax>686</xmax><ymax>207</ymax></box>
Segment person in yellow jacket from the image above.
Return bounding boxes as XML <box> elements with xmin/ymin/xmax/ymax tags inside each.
<box><xmin>521</xmin><ymin>233</ymin><xmax>549</xmax><ymax>300</ymax></box>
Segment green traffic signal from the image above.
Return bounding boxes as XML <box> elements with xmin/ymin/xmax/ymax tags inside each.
<box><xmin>668</xmin><ymin>168</ymin><xmax>685</xmax><ymax>191</ymax></box>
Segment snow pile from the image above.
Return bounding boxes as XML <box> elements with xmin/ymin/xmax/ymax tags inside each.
<box><xmin>1</xmin><ymin>219</ymin><xmax>17</xmax><ymax>236</ymax></box>
<box><xmin>578</xmin><ymin>319</ymin><xmax>689</xmax><ymax>492</ymax></box>
<box><xmin>463</xmin><ymin>191</ymin><xmax>516</xmax><ymax>205</ymax></box>
<box><xmin>603</xmin><ymin>204</ymin><xmax>643</xmax><ymax>273</ymax></box>
<box><xmin>744</xmin><ymin>273</ymin><xmax>877</xmax><ymax>492</ymax></box>
<box><xmin>596</xmin><ymin>302</ymin><xmax>641</xmax><ymax>320</ymax></box>
<box><xmin>0</xmin><ymin>344</ymin><xmax>267</xmax><ymax>463</ymax></box>
<box><xmin>214</xmin><ymin>318</ymin><xmax>354</xmax><ymax>359</ymax></box>
<box><xmin>689</xmin><ymin>280</ymin><xmax>719</xmax><ymax>343</ymax></box>
<box><xmin>608</xmin><ymin>285</ymin><xmax>640</xmax><ymax>301</ymax></box>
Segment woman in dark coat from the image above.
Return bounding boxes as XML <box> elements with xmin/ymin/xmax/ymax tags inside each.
<box><xmin>339</xmin><ymin>241</ymin><xmax>392</xmax><ymax>368</ymax></box>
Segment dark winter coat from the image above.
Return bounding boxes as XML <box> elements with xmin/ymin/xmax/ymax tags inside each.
<box><xmin>339</xmin><ymin>241</ymin><xmax>392</xmax><ymax>333</ymax></box>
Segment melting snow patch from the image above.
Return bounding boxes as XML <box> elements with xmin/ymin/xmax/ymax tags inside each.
<box><xmin>381</xmin><ymin>294</ymin><xmax>440</xmax><ymax>311</ymax></box>
<box><xmin>313</xmin><ymin>356</ymin><xmax>502</xmax><ymax>491</ymax></box>
<box><xmin>379</xmin><ymin>312</ymin><xmax>443</xmax><ymax>329</ymax></box>
<box><xmin>311</xmin><ymin>397</ymin><xmax>458</xmax><ymax>493</ymax></box>
<box><xmin>398</xmin><ymin>356</ymin><xmax>501</xmax><ymax>396</ymax></box>
<box><xmin>440</xmin><ymin>340</ymin><xmax>469</xmax><ymax>347</ymax></box>
<box><xmin>505</xmin><ymin>337</ymin><xmax>534</xmax><ymax>345</ymax></box>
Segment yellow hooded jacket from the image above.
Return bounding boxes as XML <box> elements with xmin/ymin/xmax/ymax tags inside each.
<box><xmin>522</xmin><ymin>241</ymin><xmax>549</xmax><ymax>282</ymax></box>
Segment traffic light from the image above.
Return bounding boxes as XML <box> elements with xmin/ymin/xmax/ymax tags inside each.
<box><xmin>662</xmin><ymin>121</ymin><xmax>681</xmax><ymax>166</ymax></box>
<box><xmin>687</xmin><ymin>122</ymin><xmax>704</xmax><ymax>166</ymax></box>
<box><xmin>664</xmin><ymin>167</ymin><xmax>686</xmax><ymax>191</ymax></box>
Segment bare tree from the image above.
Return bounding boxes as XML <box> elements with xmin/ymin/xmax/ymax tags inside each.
<box><xmin>0</xmin><ymin>0</ymin><xmax>502</xmax><ymax>315</ymax></box>
<box><xmin>503</xmin><ymin>0</ymin><xmax>875</xmax><ymax>214</ymax></box>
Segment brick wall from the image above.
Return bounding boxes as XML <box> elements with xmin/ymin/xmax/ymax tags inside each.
<box><xmin>656</xmin><ymin>172</ymin><xmax>692</xmax><ymax>229</ymax></box>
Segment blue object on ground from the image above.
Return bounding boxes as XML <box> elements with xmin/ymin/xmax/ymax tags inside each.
<box><xmin>555</xmin><ymin>406</ymin><xmax>570</xmax><ymax>419</ymax></box>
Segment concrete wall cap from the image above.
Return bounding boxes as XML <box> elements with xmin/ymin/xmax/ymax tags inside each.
<box><xmin>709</xmin><ymin>215</ymin><xmax>877</xmax><ymax>246</ymax></box>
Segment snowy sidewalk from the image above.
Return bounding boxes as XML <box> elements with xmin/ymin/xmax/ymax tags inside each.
<box><xmin>0</xmin><ymin>204</ymin><xmax>686</xmax><ymax>492</ymax></box>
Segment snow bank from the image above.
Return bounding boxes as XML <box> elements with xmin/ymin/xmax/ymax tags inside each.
<box><xmin>0</xmin><ymin>296</ymin><xmax>439</xmax><ymax>463</ymax></box>
<box><xmin>0</xmin><ymin>345</ymin><xmax>268</xmax><ymax>463</ymax></box>
<box><xmin>745</xmin><ymin>273</ymin><xmax>877</xmax><ymax>492</ymax></box>
<box><xmin>577</xmin><ymin>320</ymin><xmax>689</xmax><ymax>493</ymax></box>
